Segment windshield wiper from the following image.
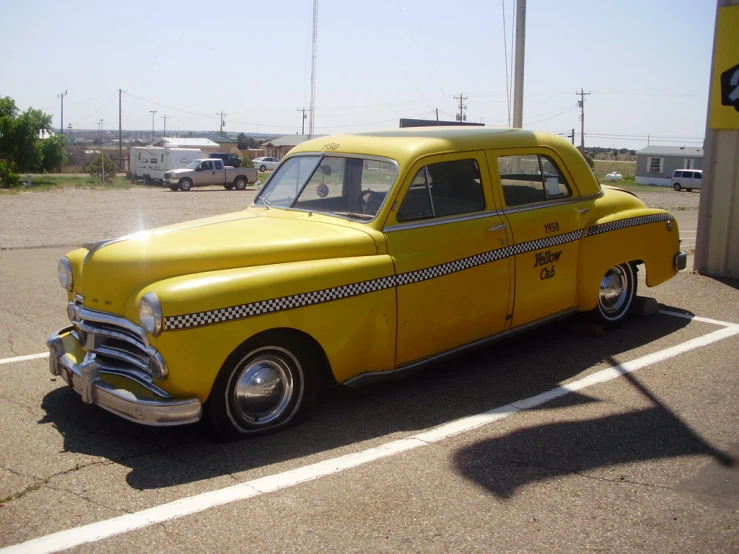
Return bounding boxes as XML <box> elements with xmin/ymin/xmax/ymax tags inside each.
<box><xmin>331</xmin><ymin>211</ymin><xmax>373</xmax><ymax>220</ymax></box>
<box><xmin>255</xmin><ymin>196</ymin><xmax>271</xmax><ymax>209</ymax></box>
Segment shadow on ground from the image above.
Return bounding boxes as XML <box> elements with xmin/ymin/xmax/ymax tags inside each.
<box><xmin>39</xmin><ymin>307</ymin><xmax>717</xmax><ymax>491</ymax></box>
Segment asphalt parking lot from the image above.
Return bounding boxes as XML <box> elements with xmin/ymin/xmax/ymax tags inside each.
<box><xmin>0</xmin><ymin>186</ymin><xmax>737</xmax><ymax>553</ymax></box>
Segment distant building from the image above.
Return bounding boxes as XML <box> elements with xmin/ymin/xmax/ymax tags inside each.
<box><xmin>207</xmin><ymin>132</ymin><xmax>238</xmax><ymax>152</ymax></box>
<box><xmin>261</xmin><ymin>135</ymin><xmax>320</xmax><ymax>159</ymax></box>
<box><xmin>635</xmin><ymin>145</ymin><xmax>703</xmax><ymax>186</ymax></box>
<box><xmin>152</xmin><ymin>137</ymin><xmax>220</xmax><ymax>152</ymax></box>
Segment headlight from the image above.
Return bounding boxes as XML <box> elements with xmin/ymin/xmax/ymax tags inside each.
<box><xmin>57</xmin><ymin>257</ymin><xmax>73</xmax><ymax>292</ymax></box>
<box><xmin>139</xmin><ymin>292</ymin><xmax>163</xmax><ymax>336</ymax></box>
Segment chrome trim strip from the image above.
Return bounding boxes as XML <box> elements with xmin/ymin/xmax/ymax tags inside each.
<box><xmin>76</xmin><ymin>307</ymin><xmax>149</xmax><ymax>348</ymax></box>
<box><xmin>501</xmin><ymin>191</ymin><xmax>604</xmax><ymax>215</ymax></box>
<box><xmin>47</xmin><ymin>329</ymin><xmax>199</xmax><ymax>426</ymax></box>
<box><xmin>343</xmin><ymin>309</ymin><xmax>578</xmax><ymax>387</ymax></box>
<box><xmin>384</xmin><ymin>210</ymin><xmax>501</xmax><ymax>232</ymax></box>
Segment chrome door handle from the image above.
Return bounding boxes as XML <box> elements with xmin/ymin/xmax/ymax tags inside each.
<box><xmin>487</xmin><ymin>224</ymin><xmax>506</xmax><ymax>232</ymax></box>
<box><xmin>577</xmin><ymin>208</ymin><xmax>590</xmax><ymax>214</ymax></box>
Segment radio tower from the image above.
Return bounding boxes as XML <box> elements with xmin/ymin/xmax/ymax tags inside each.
<box><xmin>308</xmin><ymin>0</ymin><xmax>318</xmax><ymax>137</ymax></box>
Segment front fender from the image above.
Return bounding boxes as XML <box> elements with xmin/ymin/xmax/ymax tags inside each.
<box><xmin>138</xmin><ymin>256</ymin><xmax>397</xmax><ymax>401</ymax></box>
<box><xmin>577</xmin><ymin>209</ymin><xmax>680</xmax><ymax>312</ymax></box>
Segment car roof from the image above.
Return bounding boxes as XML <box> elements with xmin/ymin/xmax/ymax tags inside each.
<box><xmin>289</xmin><ymin>127</ymin><xmax>582</xmax><ymax>165</ymax></box>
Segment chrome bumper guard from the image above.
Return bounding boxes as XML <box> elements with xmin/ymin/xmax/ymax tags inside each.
<box><xmin>675</xmin><ymin>251</ymin><xmax>687</xmax><ymax>271</ymax></box>
<box><xmin>47</xmin><ymin>326</ymin><xmax>202</xmax><ymax>426</ymax></box>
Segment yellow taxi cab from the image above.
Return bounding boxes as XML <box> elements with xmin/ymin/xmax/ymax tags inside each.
<box><xmin>48</xmin><ymin>127</ymin><xmax>686</xmax><ymax>438</ymax></box>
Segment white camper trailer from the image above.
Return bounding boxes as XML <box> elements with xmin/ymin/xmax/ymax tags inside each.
<box><xmin>129</xmin><ymin>147</ymin><xmax>203</xmax><ymax>184</ymax></box>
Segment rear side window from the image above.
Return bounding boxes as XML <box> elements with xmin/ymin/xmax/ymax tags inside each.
<box><xmin>683</xmin><ymin>171</ymin><xmax>693</xmax><ymax>179</ymax></box>
<box><xmin>397</xmin><ymin>159</ymin><xmax>485</xmax><ymax>221</ymax></box>
<box><xmin>498</xmin><ymin>154</ymin><xmax>572</xmax><ymax>207</ymax></box>
<box><xmin>695</xmin><ymin>171</ymin><xmax>702</xmax><ymax>180</ymax></box>
<box><xmin>214</xmin><ymin>160</ymin><xmax>223</xmax><ymax>170</ymax></box>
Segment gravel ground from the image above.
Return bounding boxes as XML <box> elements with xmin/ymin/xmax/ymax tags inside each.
<box><xmin>0</xmin><ymin>185</ymin><xmax>700</xmax><ymax>250</ymax></box>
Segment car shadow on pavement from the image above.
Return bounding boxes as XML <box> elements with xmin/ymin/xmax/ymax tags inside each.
<box><xmin>452</xmin><ymin>368</ymin><xmax>736</xmax><ymax>500</ymax></box>
<box><xmin>38</xmin><ymin>307</ymin><xmax>706</xmax><ymax>491</ymax></box>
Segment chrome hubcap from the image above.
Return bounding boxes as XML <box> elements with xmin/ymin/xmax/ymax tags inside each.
<box><xmin>599</xmin><ymin>266</ymin><xmax>629</xmax><ymax>315</ymax></box>
<box><xmin>232</xmin><ymin>355</ymin><xmax>293</xmax><ymax>425</ymax></box>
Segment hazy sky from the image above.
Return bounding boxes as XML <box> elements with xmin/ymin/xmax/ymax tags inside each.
<box><xmin>0</xmin><ymin>0</ymin><xmax>715</xmax><ymax>149</ymax></box>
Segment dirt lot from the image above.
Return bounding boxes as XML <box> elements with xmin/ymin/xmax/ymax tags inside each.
<box><xmin>0</xmin><ymin>185</ymin><xmax>699</xmax><ymax>250</ymax></box>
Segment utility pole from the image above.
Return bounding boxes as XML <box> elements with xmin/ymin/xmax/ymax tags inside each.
<box><xmin>296</xmin><ymin>107</ymin><xmax>307</xmax><ymax>135</ymax></box>
<box><xmin>99</xmin><ymin>119</ymin><xmax>104</xmax><ymax>142</ymax></box>
<box><xmin>454</xmin><ymin>93</ymin><xmax>468</xmax><ymax>122</ymax></box>
<box><xmin>149</xmin><ymin>110</ymin><xmax>157</xmax><ymax>144</ymax></box>
<box><xmin>308</xmin><ymin>0</ymin><xmax>319</xmax><ymax>137</ymax></box>
<box><xmin>118</xmin><ymin>89</ymin><xmax>122</xmax><ymax>172</ymax></box>
<box><xmin>571</xmin><ymin>128</ymin><xmax>575</xmax><ymax>144</ymax></box>
<box><xmin>161</xmin><ymin>115</ymin><xmax>169</xmax><ymax>137</ymax></box>
<box><xmin>436</xmin><ymin>108</ymin><xmax>439</xmax><ymax>125</ymax></box>
<box><xmin>576</xmin><ymin>88</ymin><xmax>591</xmax><ymax>154</ymax></box>
<box><xmin>512</xmin><ymin>0</ymin><xmax>526</xmax><ymax>128</ymax></box>
<box><xmin>216</xmin><ymin>111</ymin><xmax>227</xmax><ymax>133</ymax></box>
<box><xmin>57</xmin><ymin>91</ymin><xmax>67</xmax><ymax>135</ymax></box>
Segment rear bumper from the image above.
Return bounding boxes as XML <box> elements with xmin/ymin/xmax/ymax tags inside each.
<box><xmin>47</xmin><ymin>326</ymin><xmax>202</xmax><ymax>426</ymax></box>
<box><xmin>675</xmin><ymin>251</ymin><xmax>687</xmax><ymax>271</ymax></box>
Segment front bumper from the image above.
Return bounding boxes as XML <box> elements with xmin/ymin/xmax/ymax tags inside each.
<box><xmin>47</xmin><ymin>326</ymin><xmax>202</xmax><ymax>426</ymax></box>
<box><xmin>675</xmin><ymin>251</ymin><xmax>688</xmax><ymax>271</ymax></box>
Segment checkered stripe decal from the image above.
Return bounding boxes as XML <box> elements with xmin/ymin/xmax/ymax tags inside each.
<box><xmin>165</xmin><ymin>276</ymin><xmax>395</xmax><ymax>330</ymax></box>
<box><xmin>586</xmin><ymin>213</ymin><xmax>673</xmax><ymax>237</ymax></box>
<box><xmin>396</xmin><ymin>229</ymin><xmax>583</xmax><ymax>286</ymax></box>
<box><xmin>163</xmin><ymin>215</ymin><xmax>664</xmax><ymax>331</ymax></box>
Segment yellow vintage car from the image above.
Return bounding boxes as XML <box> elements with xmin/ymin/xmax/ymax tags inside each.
<box><xmin>48</xmin><ymin>128</ymin><xmax>686</xmax><ymax>438</ymax></box>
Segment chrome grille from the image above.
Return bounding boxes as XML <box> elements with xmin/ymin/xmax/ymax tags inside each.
<box><xmin>70</xmin><ymin>303</ymin><xmax>168</xmax><ymax>381</ymax></box>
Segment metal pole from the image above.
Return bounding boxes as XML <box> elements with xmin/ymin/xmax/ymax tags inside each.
<box><xmin>511</xmin><ymin>0</ymin><xmax>526</xmax><ymax>128</ymax></box>
<box><xmin>149</xmin><ymin>110</ymin><xmax>157</xmax><ymax>144</ymax></box>
<box><xmin>119</xmin><ymin>89</ymin><xmax>122</xmax><ymax>172</ymax></box>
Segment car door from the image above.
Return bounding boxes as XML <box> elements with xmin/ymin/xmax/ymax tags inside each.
<box><xmin>489</xmin><ymin>150</ymin><xmax>591</xmax><ymax>328</ymax></box>
<box><xmin>197</xmin><ymin>160</ymin><xmax>215</xmax><ymax>185</ymax></box>
<box><xmin>384</xmin><ymin>153</ymin><xmax>513</xmax><ymax>366</ymax></box>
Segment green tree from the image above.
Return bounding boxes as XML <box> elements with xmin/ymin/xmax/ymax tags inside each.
<box><xmin>0</xmin><ymin>96</ymin><xmax>67</xmax><ymax>185</ymax></box>
<box><xmin>87</xmin><ymin>153</ymin><xmax>117</xmax><ymax>178</ymax></box>
<box><xmin>237</xmin><ymin>132</ymin><xmax>249</xmax><ymax>149</ymax></box>
<box><xmin>41</xmin><ymin>134</ymin><xmax>68</xmax><ymax>171</ymax></box>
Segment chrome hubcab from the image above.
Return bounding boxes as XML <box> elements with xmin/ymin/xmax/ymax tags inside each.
<box><xmin>232</xmin><ymin>355</ymin><xmax>293</xmax><ymax>425</ymax></box>
<box><xmin>599</xmin><ymin>266</ymin><xmax>629</xmax><ymax>315</ymax></box>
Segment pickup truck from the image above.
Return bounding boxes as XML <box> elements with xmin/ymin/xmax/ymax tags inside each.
<box><xmin>164</xmin><ymin>158</ymin><xmax>258</xmax><ymax>191</ymax></box>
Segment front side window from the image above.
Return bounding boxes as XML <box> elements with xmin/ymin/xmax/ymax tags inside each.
<box><xmin>396</xmin><ymin>159</ymin><xmax>485</xmax><ymax>222</ymax></box>
<box><xmin>254</xmin><ymin>155</ymin><xmax>397</xmax><ymax>220</ymax></box>
<box><xmin>202</xmin><ymin>160</ymin><xmax>213</xmax><ymax>170</ymax></box>
<box><xmin>498</xmin><ymin>154</ymin><xmax>572</xmax><ymax>207</ymax></box>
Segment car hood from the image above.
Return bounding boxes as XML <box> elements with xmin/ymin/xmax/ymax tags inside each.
<box><xmin>73</xmin><ymin>210</ymin><xmax>378</xmax><ymax>316</ymax></box>
<box><xmin>166</xmin><ymin>167</ymin><xmax>193</xmax><ymax>175</ymax></box>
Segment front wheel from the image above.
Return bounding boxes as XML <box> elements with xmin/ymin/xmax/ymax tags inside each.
<box><xmin>224</xmin><ymin>183</ymin><xmax>234</xmax><ymax>190</ymax></box>
<box><xmin>233</xmin><ymin>177</ymin><xmax>247</xmax><ymax>190</ymax></box>
<box><xmin>588</xmin><ymin>262</ymin><xmax>637</xmax><ymax>326</ymax></box>
<box><xmin>207</xmin><ymin>332</ymin><xmax>318</xmax><ymax>439</ymax></box>
<box><xmin>179</xmin><ymin>178</ymin><xmax>192</xmax><ymax>192</ymax></box>
<box><xmin>673</xmin><ymin>183</ymin><xmax>681</xmax><ymax>191</ymax></box>
<box><xmin>259</xmin><ymin>165</ymin><xmax>267</xmax><ymax>172</ymax></box>
<box><xmin>169</xmin><ymin>183</ymin><xmax>180</xmax><ymax>191</ymax></box>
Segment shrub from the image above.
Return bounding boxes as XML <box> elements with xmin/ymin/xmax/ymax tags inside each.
<box><xmin>87</xmin><ymin>153</ymin><xmax>117</xmax><ymax>178</ymax></box>
<box><xmin>0</xmin><ymin>160</ymin><xmax>19</xmax><ymax>188</ymax></box>
<box><xmin>240</xmin><ymin>157</ymin><xmax>255</xmax><ymax>168</ymax></box>
<box><xmin>585</xmin><ymin>156</ymin><xmax>594</xmax><ymax>170</ymax></box>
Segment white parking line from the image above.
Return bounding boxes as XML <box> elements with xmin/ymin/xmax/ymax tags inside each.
<box><xmin>0</xmin><ymin>352</ymin><xmax>49</xmax><ymax>366</ymax></box>
<box><xmin>2</xmin><ymin>312</ymin><xmax>738</xmax><ymax>554</ymax></box>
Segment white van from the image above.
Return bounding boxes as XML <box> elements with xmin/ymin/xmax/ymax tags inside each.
<box><xmin>671</xmin><ymin>169</ymin><xmax>702</xmax><ymax>192</ymax></box>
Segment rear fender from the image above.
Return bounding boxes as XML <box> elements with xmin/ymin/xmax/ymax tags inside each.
<box><xmin>577</xmin><ymin>208</ymin><xmax>680</xmax><ymax>311</ymax></box>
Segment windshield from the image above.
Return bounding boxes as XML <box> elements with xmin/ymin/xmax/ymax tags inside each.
<box><xmin>254</xmin><ymin>155</ymin><xmax>397</xmax><ymax>221</ymax></box>
<box><xmin>186</xmin><ymin>160</ymin><xmax>201</xmax><ymax>169</ymax></box>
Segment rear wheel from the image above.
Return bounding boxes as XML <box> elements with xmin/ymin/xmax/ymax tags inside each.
<box><xmin>673</xmin><ymin>183</ymin><xmax>681</xmax><ymax>191</ymax></box>
<box><xmin>588</xmin><ymin>263</ymin><xmax>637</xmax><ymax>326</ymax></box>
<box><xmin>207</xmin><ymin>332</ymin><xmax>319</xmax><ymax>439</ymax></box>
<box><xmin>686</xmin><ymin>188</ymin><xmax>692</xmax><ymax>192</ymax></box>
<box><xmin>179</xmin><ymin>178</ymin><xmax>192</xmax><ymax>192</ymax></box>
<box><xmin>233</xmin><ymin>177</ymin><xmax>248</xmax><ymax>190</ymax></box>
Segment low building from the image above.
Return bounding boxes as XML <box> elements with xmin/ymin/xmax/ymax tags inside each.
<box><xmin>635</xmin><ymin>145</ymin><xmax>703</xmax><ymax>186</ymax></box>
<box><xmin>261</xmin><ymin>135</ymin><xmax>319</xmax><ymax>160</ymax></box>
<box><xmin>207</xmin><ymin>132</ymin><xmax>238</xmax><ymax>152</ymax></box>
